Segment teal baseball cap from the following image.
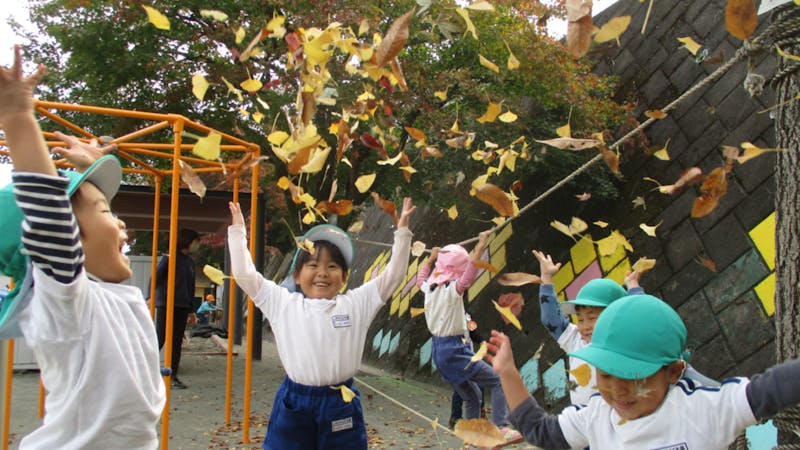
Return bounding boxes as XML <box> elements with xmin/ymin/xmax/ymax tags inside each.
<box><xmin>560</xmin><ymin>278</ymin><xmax>628</xmax><ymax>314</ymax></box>
<box><xmin>569</xmin><ymin>294</ymin><xmax>687</xmax><ymax>380</ymax></box>
<box><xmin>0</xmin><ymin>155</ymin><xmax>121</xmax><ymax>338</ymax></box>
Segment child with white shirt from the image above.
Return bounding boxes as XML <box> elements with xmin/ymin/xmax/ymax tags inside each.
<box><xmin>487</xmin><ymin>294</ymin><xmax>800</xmax><ymax>450</ymax></box>
<box><xmin>227</xmin><ymin>198</ymin><xmax>415</xmax><ymax>449</ymax></box>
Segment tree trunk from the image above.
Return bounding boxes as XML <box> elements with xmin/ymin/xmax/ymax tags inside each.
<box><xmin>773</xmin><ymin>7</ymin><xmax>800</xmax><ymax>445</ymax></box>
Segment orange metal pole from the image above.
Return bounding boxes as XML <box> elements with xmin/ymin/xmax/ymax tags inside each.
<box><xmin>2</xmin><ymin>340</ymin><xmax>14</xmax><ymax>450</ymax></box>
<box><xmin>34</xmin><ymin>107</ymin><xmax>93</xmax><ymax>138</ymax></box>
<box><xmin>115</xmin><ymin>143</ymin><xmax>250</xmax><ymax>151</ymax></box>
<box><xmin>225</xmin><ymin>180</ymin><xmax>240</xmax><ymax>425</ymax></box>
<box><xmin>35</xmin><ymin>101</ymin><xmax>175</xmax><ymax>122</ymax></box>
<box><xmin>149</xmin><ymin>175</ymin><xmax>163</xmax><ymax>319</ymax></box>
<box><xmin>242</xmin><ymin>151</ymin><xmax>260</xmax><ymax>444</ymax></box>
<box><xmin>37</xmin><ymin>380</ymin><xmax>44</xmax><ymax>418</ymax></box>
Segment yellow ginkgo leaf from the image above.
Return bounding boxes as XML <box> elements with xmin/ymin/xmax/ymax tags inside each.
<box><xmin>593</xmin><ymin>15</ymin><xmax>631</xmax><ymax>43</ymax></box>
<box><xmin>470</xmin><ymin>341</ymin><xmax>488</xmax><ymax>363</ymax></box>
<box><xmin>738</xmin><ymin>142</ymin><xmax>784</xmax><ymax>164</ymax></box>
<box><xmin>268</xmin><ymin>130</ymin><xmax>290</xmax><ymax>146</ymax></box>
<box><xmin>191</xmin><ymin>72</ymin><xmax>209</xmax><ymax>101</ymax></box>
<box><xmin>430</xmin><ymin>417</ymin><xmax>439</xmax><ymax>432</ymax></box>
<box><xmin>348</xmin><ymin>221</ymin><xmax>364</xmax><ymax>234</ymax></box>
<box><xmin>551</xmin><ymin>217</ymin><xmax>588</xmax><ymax>239</ymax></box>
<box><xmin>652</xmin><ymin>140</ymin><xmax>670</xmax><ymax>160</ymax></box>
<box><xmin>569</xmin><ymin>363</ymin><xmax>593</xmax><ymax>387</ymax></box>
<box><xmin>266</xmin><ymin>15</ymin><xmax>286</xmax><ymax>39</ymax></box>
<box><xmin>492</xmin><ymin>300</ymin><xmax>522</xmax><ymax>330</ymax></box>
<box><xmin>479</xmin><ymin>54</ymin><xmax>500</xmax><ymax>73</ymax></box>
<box><xmin>556</xmin><ymin>123</ymin><xmax>571</xmax><ymax>138</ymax></box>
<box><xmin>252</xmin><ymin>111</ymin><xmax>265</xmax><ymax>123</ymax></box>
<box><xmin>142</xmin><ymin>5</ymin><xmax>170</xmax><ymax>30</ymax></box>
<box><xmin>302</xmin><ymin>210</ymin><xmax>316</xmax><ymax>225</ymax></box>
<box><xmin>193</xmin><ymin>132</ymin><xmax>222</xmax><ymax>160</ymax></box>
<box><xmin>467</xmin><ymin>0</ymin><xmax>495</xmax><ymax>11</ymax></box>
<box><xmin>594</xmin><ymin>220</ymin><xmax>609</xmax><ymax>228</ymax></box>
<box><xmin>455</xmin><ymin>7</ymin><xmax>478</xmax><ymax>39</ymax></box>
<box><xmin>203</xmin><ymin>265</ymin><xmax>231</xmax><ymax>285</ymax></box>
<box><xmin>221</xmin><ymin>76</ymin><xmax>243</xmax><ymax>101</ymax></box>
<box><xmin>410</xmin><ymin>307</ymin><xmax>427</xmax><ymax>318</ymax></box>
<box><xmin>639</xmin><ymin>221</ymin><xmax>661</xmax><ymax>237</ymax></box>
<box><xmin>355</xmin><ymin>173</ymin><xmax>377</xmax><ymax>193</ymax></box>
<box><xmin>434</xmin><ymin>89</ymin><xmax>448</xmax><ymax>101</ymax></box>
<box><xmin>447</xmin><ymin>204</ymin><xmax>458</xmax><ymax>219</ymax></box>
<box><xmin>235</xmin><ymin>26</ymin><xmax>246</xmax><ymax>44</ymax></box>
<box><xmin>200</xmin><ymin>9</ymin><xmax>228</xmax><ymax>21</ymax></box>
<box><xmin>776</xmin><ymin>45</ymin><xmax>800</xmax><ymax>63</ymax></box>
<box><xmin>498</xmin><ymin>111</ymin><xmax>518</xmax><ymax>123</ymax></box>
<box><xmin>477</xmin><ymin>101</ymin><xmax>502</xmax><ymax>123</ymax></box>
<box><xmin>596</xmin><ymin>230</ymin><xmax>633</xmax><ymax>256</ymax></box>
<box><xmin>677</xmin><ymin>36</ymin><xmax>702</xmax><ymax>55</ymax></box>
<box><xmin>632</xmin><ymin>257</ymin><xmax>657</xmax><ymax>273</ymax></box>
<box><xmin>301</xmin><ymin>148</ymin><xmax>331</xmax><ymax>174</ymax></box>
<box><xmin>276</xmin><ymin>176</ymin><xmax>291</xmax><ymax>190</ymax></box>
<box><xmin>330</xmin><ymin>384</ymin><xmax>356</xmax><ymax>403</ymax></box>
<box><xmin>240</xmin><ymin>78</ymin><xmax>263</xmax><ymax>93</ymax></box>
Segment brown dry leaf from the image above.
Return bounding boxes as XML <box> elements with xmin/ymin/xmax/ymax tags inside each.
<box><xmin>390</xmin><ymin>57</ymin><xmax>409</xmax><ymax>92</ymax></box>
<box><xmin>566</xmin><ymin>0</ymin><xmax>593</xmax><ymax>58</ymax></box>
<box><xmin>631</xmin><ymin>257</ymin><xmax>656</xmax><ymax>273</ymax></box>
<box><xmin>726</xmin><ymin>0</ymin><xmax>757</xmax><ymax>40</ymax></box>
<box><xmin>454</xmin><ymin>419</ymin><xmax>506</xmax><ymax>447</ymax></box>
<box><xmin>492</xmin><ymin>300</ymin><xmax>522</xmax><ymax>330</ymax></box>
<box><xmin>422</xmin><ymin>146</ymin><xmax>443</xmax><ymax>158</ymax></box>
<box><xmin>471</xmin><ymin>259</ymin><xmax>500</xmax><ymax>274</ymax></box>
<box><xmin>375</xmin><ymin>9</ymin><xmax>415</xmax><ymax>66</ymax></box>
<box><xmin>474</xmin><ymin>183</ymin><xmax>516</xmax><ymax>217</ymax></box>
<box><xmin>644</xmin><ymin>109</ymin><xmax>667</xmax><ymax>119</ymax></box>
<box><xmin>179</xmin><ymin>160</ymin><xmax>207</xmax><ymax>199</ymax></box>
<box><xmin>301</xmin><ymin>91</ymin><xmax>317</xmax><ymax>127</ymax></box>
<box><xmin>371</xmin><ymin>192</ymin><xmax>398</xmax><ymax>224</ymax></box>
<box><xmin>316</xmin><ymin>200</ymin><xmax>353</xmax><ymax>216</ymax></box>
<box><xmin>405</xmin><ymin>126</ymin><xmax>427</xmax><ymax>141</ymax></box>
<box><xmin>287</xmin><ymin>145</ymin><xmax>313</xmax><ymax>175</ymax></box>
<box><xmin>660</xmin><ymin>167</ymin><xmax>704</xmax><ymax>195</ymax></box>
<box><xmin>535</xmin><ymin>137</ymin><xmax>602</xmax><ymax>150</ymax></box>
<box><xmin>569</xmin><ymin>363</ymin><xmax>593</xmax><ymax>387</ymax></box>
<box><xmin>691</xmin><ymin>167</ymin><xmax>728</xmax><ymax>218</ymax></box>
<box><xmin>695</xmin><ymin>255</ymin><xmax>718</xmax><ymax>272</ymax></box>
<box><xmin>600</xmin><ymin>145</ymin><xmax>620</xmax><ymax>174</ymax></box>
<box><xmin>497</xmin><ymin>272</ymin><xmax>543</xmax><ymax>286</ymax></box>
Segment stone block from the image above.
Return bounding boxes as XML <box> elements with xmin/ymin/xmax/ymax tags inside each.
<box><xmin>645</xmin><ymin>116</ymin><xmax>688</xmax><ymax>159</ymax></box>
<box><xmin>679</xmin><ymin>120</ymin><xmax>727</xmax><ymax>167</ymax></box>
<box><xmin>692</xmin><ymin>163</ymin><xmax>748</xmax><ymax>235</ymax></box>
<box><xmin>677</xmin><ymin>97</ymin><xmax>714</xmax><ymax>142</ymax></box>
<box><xmin>734</xmin><ymin>179</ymin><xmax>775</xmax><ymax>230</ymax></box>
<box><xmin>729</xmin><ymin>340</ymin><xmax>775</xmax><ymax>378</ymax></box>
<box><xmin>660</xmin><ymin>258</ymin><xmax>716</xmax><ymax>308</ymax></box>
<box><xmin>717</xmin><ymin>88</ymin><xmax>760</xmax><ymax>130</ymax></box>
<box><xmin>640</xmin><ymin>43</ymin><xmax>670</xmax><ymax>83</ymax></box>
<box><xmin>717</xmin><ymin>291</ymin><xmax>775</xmax><ymax>361</ymax></box>
<box><xmin>701</xmin><ymin>215</ymin><xmax>750</xmax><ymax>269</ymax></box>
<box><xmin>642</xmin><ymin>69</ymin><xmax>671</xmax><ymax>104</ymax></box>
<box><xmin>639</xmin><ymin>255</ymin><xmax>672</xmax><ymax>293</ymax></box>
<box><xmin>691</xmin><ymin>334</ymin><xmax>736</xmax><ymax>379</ymax></box>
<box><xmin>732</xmin><ymin>148</ymin><xmax>776</xmax><ymax>193</ymax></box>
<box><xmin>692</xmin><ymin>4</ymin><xmax>724</xmax><ymax>39</ymax></box>
<box><xmin>669</xmin><ymin>56</ymin><xmax>705</xmax><ymax>94</ymax></box>
<box><xmin>612</xmin><ymin>48</ymin><xmax>637</xmax><ymax>77</ymax></box>
<box><xmin>702</xmin><ymin>65</ymin><xmax>745</xmax><ymax>107</ymax></box>
<box><xmin>662</xmin><ymin>219</ymin><xmax>703</xmax><ymax>271</ymax></box>
<box><xmin>656</xmin><ymin>190</ymin><xmax>696</xmax><ymax>233</ymax></box>
<box><xmin>704</xmin><ymin>249</ymin><xmax>770</xmax><ymax>312</ymax></box>
<box><xmin>678</xmin><ymin>290</ymin><xmax>719</xmax><ymax>348</ymax></box>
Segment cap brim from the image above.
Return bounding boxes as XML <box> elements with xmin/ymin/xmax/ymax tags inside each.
<box><xmin>66</xmin><ymin>155</ymin><xmax>122</xmax><ymax>201</ymax></box>
<box><xmin>559</xmin><ymin>299</ymin><xmax>609</xmax><ymax>315</ymax></box>
<box><xmin>301</xmin><ymin>224</ymin><xmax>354</xmax><ymax>266</ymax></box>
<box><xmin>569</xmin><ymin>345</ymin><xmax>663</xmax><ymax>380</ymax></box>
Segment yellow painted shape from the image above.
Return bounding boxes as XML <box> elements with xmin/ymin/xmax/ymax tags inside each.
<box><xmin>363</xmin><ymin>250</ymin><xmax>390</xmax><ymax>283</ymax></box>
<box><xmin>389</xmin><ymin>296</ymin><xmax>400</xmax><ymax>316</ymax></box>
<box><xmin>599</xmin><ymin>239</ymin><xmax>626</xmax><ymax>272</ymax></box>
<box><xmin>749</xmin><ymin>212</ymin><xmax>775</xmax><ymax>271</ymax></box>
<box><xmin>398</xmin><ymin>294</ymin><xmax>411</xmax><ymax>317</ymax></box>
<box><xmin>754</xmin><ymin>272</ymin><xmax>775</xmax><ymax>317</ymax></box>
<box><xmin>490</xmin><ymin>244</ymin><xmax>507</xmax><ymax>274</ymax></box>
<box><xmin>570</xmin><ymin>235</ymin><xmax>596</xmax><ymax>274</ymax></box>
<box><xmin>489</xmin><ymin>223</ymin><xmax>513</xmax><ymax>253</ymax></box>
<box><xmin>605</xmin><ymin>258</ymin><xmax>632</xmax><ymax>286</ymax></box>
<box><xmin>468</xmin><ymin>270</ymin><xmax>491</xmax><ymax>303</ymax></box>
<box><xmin>552</xmin><ymin>261</ymin><xmax>574</xmax><ymax>293</ymax></box>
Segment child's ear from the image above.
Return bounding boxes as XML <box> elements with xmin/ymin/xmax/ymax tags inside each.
<box><xmin>667</xmin><ymin>361</ymin><xmax>686</xmax><ymax>383</ymax></box>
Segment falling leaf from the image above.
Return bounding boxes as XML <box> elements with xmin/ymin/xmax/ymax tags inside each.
<box><xmin>652</xmin><ymin>140</ymin><xmax>670</xmax><ymax>160</ymax></box>
<box><xmin>776</xmin><ymin>45</ymin><xmax>800</xmax><ymax>63</ymax></box>
<box><xmin>535</xmin><ymin>137</ymin><xmax>602</xmax><ymax>150</ymax></box>
<box><xmin>447</xmin><ymin>204</ymin><xmax>458</xmax><ymax>219</ymax></box>
<box><xmin>471</xmin><ymin>260</ymin><xmax>500</xmax><ymax>273</ymax></box>
<box><xmin>191</xmin><ymin>132</ymin><xmax>222</xmax><ymax>160</ymax></box>
<box><xmin>492</xmin><ymin>300</ymin><xmax>522</xmax><ymax>330</ymax></box>
<box><xmin>371</xmin><ymin>192</ymin><xmax>398</xmax><ymax>224</ymax></box>
<box><xmin>632</xmin><ymin>196</ymin><xmax>646</xmax><ymax>209</ymax></box>
<box><xmin>455</xmin><ymin>8</ymin><xmax>479</xmax><ymax>39</ymax></box>
<box><xmin>203</xmin><ymin>265</ymin><xmax>231</xmax><ymax>285</ymax></box>
<box><xmin>596</xmin><ymin>230</ymin><xmax>633</xmax><ymax>256</ymax></box>
<box><xmin>429</xmin><ymin>417</ymin><xmax>439</xmax><ymax>433</ymax></box>
<box><xmin>179</xmin><ymin>160</ymin><xmax>207</xmax><ymax>198</ymax></box>
<box><xmin>691</xmin><ymin>167</ymin><xmax>728</xmax><ymax>218</ymax></box>
<box><xmin>266</xmin><ymin>15</ymin><xmax>287</xmax><ymax>39</ymax></box>
<box><xmin>142</xmin><ymin>5</ymin><xmax>170</xmax><ymax>30</ymax></box>
<box><xmin>594</xmin><ymin>220</ymin><xmax>609</xmax><ymax>228</ymax></box>
<box><xmin>644</xmin><ymin>109</ymin><xmax>667</xmax><ymax>119</ymax></box>
<box><xmin>569</xmin><ymin>363</ymin><xmax>592</xmax><ymax>386</ymax></box>
<box><xmin>220</xmin><ymin>76</ymin><xmax>243</xmax><ymax>101</ymax></box>
<box><xmin>348</xmin><ymin>221</ymin><xmax>364</xmax><ymax>234</ymax></box>
<box><xmin>410</xmin><ymin>307</ymin><xmax>427</xmax><ymax>318</ymax></box>
<box><xmin>240</xmin><ymin>77</ymin><xmax>263</xmax><ymax>93</ymax></box>
<box><xmin>234</xmin><ymin>26</ymin><xmax>246</xmax><ymax>44</ymax></box>
<box><xmin>575</xmin><ymin>192</ymin><xmax>591</xmax><ymax>201</ymax></box>
<box><xmin>726</xmin><ymin>0</ymin><xmax>757</xmax><ymax>40</ymax></box>
<box><xmin>677</xmin><ymin>36</ymin><xmax>702</xmax><ymax>55</ymax></box>
<box><xmin>474</xmin><ymin>183</ymin><xmax>516</xmax><ymax>217</ymax></box>
<box><xmin>566</xmin><ymin>0</ymin><xmax>593</xmax><ymax>58</ymax></box>
<box><xmin>200</xmin><ymin>9</ymin><xmax>228</xmax><ymax>21</ymax></box>
<box><xmin>556</xmin><ymin>123</ymin><xmax>571</xmax><ymax>138</ymax></box>
<box><xmin>497</xmin><ymin>272</ymin><xmax>542</xmax><ymax>286</ymax></box>
<box><xmin>477</xmin><ymin>101</ymin><xmax>502</xmax><ymax>123</ymax></box>
<box><xmin>467</xmin><ymin>0</ymin><xmax>495</xmax><ymax>11</ymax></box>
<box><xmin>298</xmin><ymin>238</ymin><xmax>316</xmax><ymax>255</ymax></box>
<box><xmin>505</xmin><ymin>41</ymin><xmax>520</xmax><ymax>70</ymax></box>
<box><xmin>639</xmin><ymin>221</ymin><xmax>661</xmax><ymax>237</ymax></box>
<box><xmin>316</xmin><ymin>199</ymin><xmax>353</xmax><ymax>216</ymax></box>
<box><xmin>330</xmin><ymin>384</ymin><xmax>356</xmax><ymax>402</ymax></box>
<box><xmin>498</xmin><ymin>111</ymin><xmax>518</xmax><ymax>123</ymax></box>
<box><xmin>300</xmin><ymin>147</ymin><xmax>331</xmax><ymax>174</ymax></box>
<box><xmin>191</xmin><ymin>73</ymin><xmax>209</xmax><ymax>100</ymax></box>
<box><xmin>479</xmin><ymin>54</ymin><xmax>500</xmax><ymax>73</ymax></box>
<box><xmin>631</xmin><ymin>257</ymin><xmax>656</xmax><ymax>273</ymax></box>
<box><xmin>454</xmin><ymin>419</ymin><xmax>506</xmax><ymax>447</ymax></box>
<box><xmin>551</xmin><ymin>217</ymin><xmax>588</xmax><ymax>239</ymax></box>
<box><xmin>411</xmin><ymin>240</ymin><xmax>427</xmax><ymax>257</ymax></box>
<box><xmin>737</xmin><ymin>142</ymin><xmax>784</xmax><ymax>164</ymax></box>
<box><xmin>600</xmin><ymin>145</ymin><xmax>620</xmax><ymax>174</ymax></box>
<box><xmin>470</xmin><ymin>342</ymin><xmax>488</xmax><ymax>364</ymax></box>
<box><xmin>405</xmin><ymin>126</ymin><xmax>427</xmax><ymax>142</ymax></box>
<box><xmin>375</xmin><ymin>9</ymin><xmax>415</xmax><ymax>66</ymax></box>
<box><xmin>593</xmin><ymin>15</ymin><xmax>631</xmax><ymax>43</ymax></box>
<box><xmin>695</xmin><ymin>255</ymin><xmax>718</xmax><ymax>272</ymax></box>
<box><xmin>434</xmin><ymin>89</ymin><xmax>448</xmax><ymax>101</ymax></box>
<box><xmin>355</xmin><ymin>174</ymin><xmax>377</xmax><ymax>193</ymax></box>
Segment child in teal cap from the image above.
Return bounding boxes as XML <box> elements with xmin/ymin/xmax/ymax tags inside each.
<box><xmin>0</xmin><ymin>46</ymin><xmax>165</xmax><ymax>449</ymax></box>
<box><xmin>533</xmin><ymin>250</ymin><xmax>642</xmax><ymax>405</ymax></box>
<box><xmin>487</xmin><ymin>294</ymin><xmax>800</xmax><ymax>449</ymax></box>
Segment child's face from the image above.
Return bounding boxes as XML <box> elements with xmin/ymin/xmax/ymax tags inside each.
<box><xmin>596</xmin><ymin>362</ymin><xmax>684</xmax><ymax>421</ymax></box>
<box><xmin>575</xmin><ymin>306</ymin><xmax>604</xmax><ymax>342</ymax></box>
<box><xmin>73</xmin><ymin>182</ymin><xmax>132</xmax><ymax>283</ymax></box>
<box><xmin>293</xmin><ymin>246</ymin><xmax>345</xmax><ymax>299</ymax></box>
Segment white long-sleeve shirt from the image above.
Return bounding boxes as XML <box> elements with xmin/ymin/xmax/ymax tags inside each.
<box><xmin>228</xmin><ymin>224</ymin><xmax>412</xmax><ymax>386</ymax></box>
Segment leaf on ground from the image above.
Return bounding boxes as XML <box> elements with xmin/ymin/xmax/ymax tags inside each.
<box><xmin>497</xmin><ymin>272</ymin><xmax>542</xmax><ymax>286</ymax></box>
<box><xmin>454</xmin><ymin>419</ymin><xmax>506</xmax><ymax>447</ymax></box>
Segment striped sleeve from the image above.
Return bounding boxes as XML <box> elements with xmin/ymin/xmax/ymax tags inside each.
<box><xmin>12</xmin><ymin>172</ymin><xmax>83</xmax><ymax>284</ymax></box>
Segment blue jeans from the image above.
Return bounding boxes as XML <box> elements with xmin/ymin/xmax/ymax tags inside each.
<box><xmin>263</xmin><ymin>377</ymin><xmax>367</xmax><ymax>450</ymax></box>
<box><xmin>452</xmin><ymin>360</ymin><xmax>509</xmax><ymax>427</ymax></box>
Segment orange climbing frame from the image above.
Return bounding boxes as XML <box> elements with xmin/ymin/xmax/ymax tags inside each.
<box><xmin>0</xmin><ymin>101</ymin><xmax>263</xmax><ymax>450</ymax></box>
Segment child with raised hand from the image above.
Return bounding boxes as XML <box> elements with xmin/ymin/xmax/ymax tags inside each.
<box><xmin>487</xmin><ymin>294</ymin><xmax>800</xmax><ymax>450</ymax></box>
<box><xmin>0</xmin><ymin>46</ymin><xmax>165</xmax><ymax>449</ymax></box>
<box><xmin>227</xmin><ymin>197</ymin><xmax>415</xmax><ymax>450</ymax></box>
<box><xmin>534</xmin><ymin>249</ymin><xmax>642</xmax><ymax>405</ymax></box>
<box><xmin>417</xmin><ymin>231</ymin><xmax>522</xmax><ymax>443</ymax></box>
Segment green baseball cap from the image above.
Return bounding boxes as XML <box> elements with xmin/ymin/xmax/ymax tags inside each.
<box><xmin>0</xmin><ymin>155</ymin><xmax>121</xmax><ymax>338</ymax></box>
<box><xmin>569</xmin><ymin>294</ymin><xmax>687</xmax><ymax>380</ymax></box>
<box><xmin>560</xmin><ymin>278</ymin><xmax>628</xmax><ymax>314</ymax></box>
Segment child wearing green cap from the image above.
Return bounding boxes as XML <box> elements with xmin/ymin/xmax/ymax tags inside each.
<box><xmin>533</xmin><ymin>250</ymin><xmax>642</xmax><ymax>405</ymax></box>
<box><xmin>0</xmin><ymin>46</ymin><xmax>165</xmax><ymax>449</ymax></box>
<box><xmin>487</xmin><ymin>294</ymin><xmax>800</xmax><ymax>449</ymax></box>
<box><xmin>227</xmin><ymin>198</ymin><xmax>415</xmax><ymax>450</ymax></box>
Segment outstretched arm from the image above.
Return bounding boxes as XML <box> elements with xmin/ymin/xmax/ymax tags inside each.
<box><xmin>51</xmin><ymin>131</ymin><xmax>116</xmax><ymax>171</ymax></box>
<box><xmin>227</xmin><ymin>201</ymin><xmax>266</xmax><ymax>298</ymax></box>
<box><xmin>533</xmin><ymin>250</ymin><xmax>570</xmax><ymax>340</ymax></box>
<box><xmin>454</xmin><ymin>230</ymin><xmax>490</xmax><ymax>295</ymax></box>
<box><xmin>375</xmin><ymin>197</ymin><xmax>415</xmax><ymax>300</ymax></box>
<box><xmin>416</xmin><ymin>246</ymin><xmax>439</xmax><ymax>287</ymax></box>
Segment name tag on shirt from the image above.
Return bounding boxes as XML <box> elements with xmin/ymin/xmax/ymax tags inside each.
<box><xmin>331</xmin><ymin>314</ymin><xmax>352</xmax><ymax>328</ymax></box>
<box><xmin>652</xmin><ymin>444</ymin><xmax>688</xmax><ymax>450</ymax></box>
<box><xmin>331</xmin><ymin>417</ymin><xmax>353</xmax><ymax>432</ymax></box>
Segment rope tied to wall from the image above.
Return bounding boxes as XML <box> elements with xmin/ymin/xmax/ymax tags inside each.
<box><xmin>772</xmin><ymin>405</ymin><xmax>800</xmax><ymax>450</ymax></box>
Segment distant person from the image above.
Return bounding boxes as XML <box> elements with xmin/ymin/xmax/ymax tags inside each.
<box><xmin>196</xmin><ymin>293</ymin><xmax>222</xmax><ymax>325</ymax></box>
<box><xmin>154</xmin><ymin>228</ymin><xmax>199</xmax><ymax>389</ymax></box>
<box><xmin>0</xmin><ymin>46</ymin><xmax>164</xmax><ymax>448</ymax></box>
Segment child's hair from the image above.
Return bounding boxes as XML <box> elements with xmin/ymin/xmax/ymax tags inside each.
<box><xmin>0</xmin><ymin>155</ymin><xmax>122</xmax><ymax>338</ymax></box>
<box><xmin>560</xmin><ymin>278</ymin><xmax>628</xmax><ymax>315</ymax></box>
<box><xmin>178</xmin><ymin>228</ymin><xmax>199</xmax><ymax>250</ymax></box>
<box><xmin>570</xmin><ymin>294</ymin><xmax>687</xmax><ymax>380</ymax></box>
<box><xmin>292</xmin><ymin>240</ymin><xmax>350</xmax><ymax>277</ymax></box>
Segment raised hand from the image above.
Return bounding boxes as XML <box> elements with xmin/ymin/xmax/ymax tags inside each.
<box><xmin>485</xmin><ymin>330</ymin><xmax>515</xmax><ymax>376</ymax></box>
<box><xmin>624</xmin><ymin>270</ymin><xmax>641</xmax><ymax>290</ymax></box>
<box><xmin>397</xmin><ymin>197</ymin><xmax>416</xmax><ymax>229</ymax></box>
<box><xmin>532</xmin><ymin>250</ymin><xmax>562</xmax><ymax>285</ymax></box>
<box><xmin>51</xmin><ymin>131</ymin><xmax>117</xmax><ymax>172</ymax></box>
<box><xmin>228</xmin><ymin>201</ymin><xmax>245</xmax><ymax>226</ymax></box>
<box><xmin>0</xmin><ymin>45</ymin><xmax>47</xmax><ymax>123</ymax></box>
